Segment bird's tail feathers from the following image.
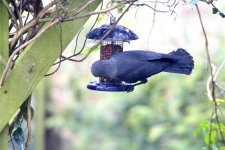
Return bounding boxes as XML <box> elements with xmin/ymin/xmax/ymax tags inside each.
<box><xmin>164</xmin><ymin>48</ymin><xmax>194</xmax><ymax>75</ymax></box>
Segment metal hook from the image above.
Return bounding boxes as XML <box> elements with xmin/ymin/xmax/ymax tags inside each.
<box><xmin>106</xmin><ymin>1</ymin><xmax>114</xmax><ymax>17</ymax></box>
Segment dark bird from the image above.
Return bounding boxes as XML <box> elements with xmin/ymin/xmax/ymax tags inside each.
<box><xmin>91</xmin><ymin>48</ymin><xmax>194</xmax><ymax>87</ymax></box>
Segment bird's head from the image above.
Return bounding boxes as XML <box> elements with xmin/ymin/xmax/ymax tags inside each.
<box><xmin>91</xmin><ymin>60</ymin><xmax>112</xmax><ymax>77</ymax></box>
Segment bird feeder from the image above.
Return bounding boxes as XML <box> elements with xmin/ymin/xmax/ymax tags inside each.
<box><xmin>87</xmin><ymin>17</ymin><xmax>138</xmax><ymax>92</ymax></box>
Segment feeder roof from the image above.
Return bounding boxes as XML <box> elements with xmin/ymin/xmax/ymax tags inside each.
<box><xmin>86</xmin><ymin>24</ymin><xmax>138</xmax><ymax>41</ymax></box>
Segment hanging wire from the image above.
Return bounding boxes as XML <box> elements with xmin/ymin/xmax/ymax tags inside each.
<box><xmin>24</xmin><ymin>12</ymin><xmax>30</xmax><ymax>26</ymax></box>
<box><xmin>133</xmin><ymin>0</ymin><xmax>178</xmax><ymax>13</ymax></box>
<box><xmin>169</xmin><ymin>0</ymin><xmax>179</xmax><ymax>20</ymax></box>
<box><xmin>106</xmin><ymin>1</ymin><xmax>114</xmax><ymax>17</ymax></box>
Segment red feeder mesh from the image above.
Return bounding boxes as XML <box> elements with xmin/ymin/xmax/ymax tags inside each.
<box><xmin>100</xmin><ymin>41</ymin><xmax>123</xmax><ymax>84</ymax></box>
<box><xmin>100</xmin><ymin>41</ymin><xmax>123</xmax><ymax>59</ymax></box>
<box><xmin>100</xmin><ymin>45</ymin><xmax>113</xmax><ymax>59</ymax></box>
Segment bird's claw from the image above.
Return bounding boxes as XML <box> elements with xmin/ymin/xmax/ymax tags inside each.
<box><xmin>126</xmin><ymin>86</ymin><xmax>134</xmax><ymax>93</ymax></box>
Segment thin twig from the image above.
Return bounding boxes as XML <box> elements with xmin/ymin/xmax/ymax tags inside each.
<box><xmin>195</xmin><ymin>4</ymin><xmax>224</xmax><ymax>149</ymax></box>
<box><xmin>1</xmin><ymin>1</ymin><xmax>133</xmax><ymax>86</ymax></box>
<box><xmin>73</xmin><ymin>0</ymin><xmax>137</xmax><ymax>61</ymax></box>
<box><xmin>147</xmin><ymin>0</ymin><xmax>158</xmax><ymax>48</ymax></box>
<box><xmin>10</xmin><ymin>133</ymin><xmax>16</xmax><ymax>150</ymax></box>
<box><xmin>39</xmin><ymin>1</ymin><xmax>128</xmax><ymax>22</ymax></box>
<box><xmin>54</xmin><ymin>1</ymin><xmax>103</xmax><ymax>64</ymax></box>
<box><xmin>9</xmin><ymin>1</ymin><xmax>56</xmax><ymax>49</ymax></box>
<box><xmin>209</xmin><ymin>111</ymin><xmax>215</xmax><ymax>149</ymax></box>
<box><xmin>74</xmin><ymin>1</ymin><xmax>104</xmax><ymax>55</ymax></box>
<box><xmin>195</xmin><ymin>4</ymin><xmax>212</xmax><ymax>75</ymax></box>
<box><xmin>25</xmin><ymin>95</ymin><xmax>32</xmax><ymax>150</ymax></box>
<box><xmin>73</xmin><ymin>27</ymin><xmax>84</xmax><ymax>55</ymax></box>
<box><xmin>72</xmin><ymin>0</ymin><xmax>96</xmax><ymax>16</ymax></box>
<box><xmin>11</xmin><ymin>0</ymin><xmax>23</xmax><ymax>29</ymax></box>
<box><xmin>215</xmin><ymin>82</ymin><xmax>225</xmax><ymax>95</ymax></box>
<box><xmin>55</xmin><ymin>0</ymin><xmax>67</xmax><ymax>13</ymax></box>
<box><xmin>214</xmin><ymin>59</ymin><xmax>225</xmax><ymax>80</ymax></box>
<box><xmin>45</xmin><ymin>23</ymin><xmax>63</xmax><ymax>76</ymax></box>
<box><xmin>134</xmin><ymin>3</ymin><xmax>170</xmax><ymax>13</ymax></box>
<box><xmin>2</xmin><ymin>0</ymin><xmax>19</xmax><ymax>30</ymax></box>
<box><xmin>54</xmin><ymin>1</ymin><xmax>137</xmax><ymax>64</ymax></box>
<box><xmin>0</xmin><ymin>18</ymin><xmax>61</xmax><ymax>87</ymax></box>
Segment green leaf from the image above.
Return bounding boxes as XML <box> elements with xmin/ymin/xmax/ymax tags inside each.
<box><xmin>97</xmin><ymin>14</ymin><xmax>106</xmax><ymax>24</ymax></box>
<box><xmin>204</xmin><ymin>130</ymin><xmax>217</xmax><ymax>145</ymax></box>
<box><xmin>219</xmin><ymin>146</ymin><xmax>225</xmax><ymax>150</ymax></box>
<box><xmin>194</xmin><ymin>120</ymin><xmax>209</xmax><ymax>138</ymax></box>
<box><xmin>117</xmin><ymin>3</ymin><xmax>126</xmax><ymax>14</ymax></box>
<box><xmin>216</xmin><ymin>98</ymin><xmax>225</xmax><ymax>104</ymax></box>
<box><xmin>81</xmin><ymin>45</ymin><xmax>100</xmax><ymax>54</ymax></box>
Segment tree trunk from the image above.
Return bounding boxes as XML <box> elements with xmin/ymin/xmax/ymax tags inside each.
<box><xmin>0</xmin><ymin>0</ymin><xmax>9</xmax><ymax>149</ymax></box>
<box><xmin>0</xmin><ymin>0</ymin><xmax>102</xmax><ymax>139</ymax></box>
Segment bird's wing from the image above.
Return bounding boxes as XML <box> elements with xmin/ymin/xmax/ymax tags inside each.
<box><xmin>112</xmin><ymin>50</ymin><xmax>178</xmax><ymax>61</ymax></box>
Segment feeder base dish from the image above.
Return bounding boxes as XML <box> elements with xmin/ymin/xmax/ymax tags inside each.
<box><xmin>87</xmin><ymin>81</ymin><xmax>134</xmax><ymax>92</ymax></box>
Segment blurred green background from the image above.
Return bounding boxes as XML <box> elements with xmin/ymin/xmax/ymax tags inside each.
<box><xmin>13</xmin><ymin>1</ymin><xmax>225</xmax><ymax>150</ymax></box>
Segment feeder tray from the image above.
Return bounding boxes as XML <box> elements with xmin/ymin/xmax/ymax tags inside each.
<box><xmin>87</xmin><ymin>18</ymin><xmax>138</xmax><ymax>92</ymax></box>
<box><xmin>87</xmin><ymin>81</ymin><xmax>134</xmax><ymax>92</ymax></box>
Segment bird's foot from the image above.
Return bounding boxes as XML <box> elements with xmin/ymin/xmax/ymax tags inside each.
<box><xmin>126</xmin><ymin>86</ymin><xmax>134</xmax><ymax>93</ymax></box>
<box><xmin>133</xmin><ymin>79</ymin><xmax>148</xmax><ymax>86</ymax></box>
<box><xmin>125</xmin><ymin>79</ymin><xmax>148</xmax><ymax>92</ymax></box>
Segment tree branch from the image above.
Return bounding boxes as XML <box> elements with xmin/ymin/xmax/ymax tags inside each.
<box><xmin>2</xmin><ymin>0</ymin><xmax>19</xmax><ymax>30</ymax></box>
<box><xmin>54</xmin><ymin>0</ymin><xmax>137</xmax><ymax>64</ymax></box>
<box><xmin>0</xmin><ymin>18</ymin><xmax>61</xmax><ymax>87</ymax></box>
<box><xmin>25</xmin><ymin>96</ymin><xmax>32</xmax><ymax>150</ymax></box>
<box><xmin>195</xmin><ymin>4</ymin><xmax>224</xmax><ymax>149</ymax></box>
<box><xmin>9</xmin><ymin>1</ymin><xmax>56</xmax><ymax>49</ymax></box>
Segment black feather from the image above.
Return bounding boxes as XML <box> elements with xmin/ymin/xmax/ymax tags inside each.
<box><xmin>91</xmin><ymin>48</ymin><xmax>194</xmax><ymax>84</ymax></box>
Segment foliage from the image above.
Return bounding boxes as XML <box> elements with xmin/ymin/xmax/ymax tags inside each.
<box><xmin>0</xmin><ymin>0</ymin><xmax>102</xmax><ymax>149</ymax></box>
<box><xmin>36</xmin><ymin>1</ymin><xmax>225</xmax><ymax>149</ymax></box>
<box><xmin>195</xmin><ymin>121</ymin><xmax>225</xmax><ymax>149</ymax></box>
<box><xmin>2</xmin><ymin>0</ymin><xmax>225</xmax><ymax>149</ymax></box>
